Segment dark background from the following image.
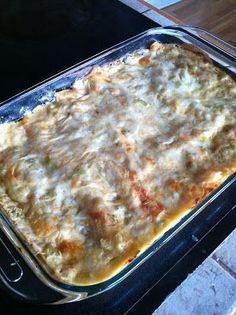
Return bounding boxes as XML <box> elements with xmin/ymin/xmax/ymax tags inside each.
<box><xmin>0</xmin><ymin>0</ymin><xmax>154</xmax><ymax>103</ymax></box>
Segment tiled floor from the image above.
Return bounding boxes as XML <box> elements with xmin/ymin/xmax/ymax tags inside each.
<box><xmin>146</xmin><ymin>0</ymin><xmax>181</xmax><ymax>9</ymax></box>
<box><xmin>119</xmin><ymin>0</ymin><xmax>181</xmax><ymax>12</ymax></box>
<box><xmin>154</xmin><ymin>230</ymin><xmax>236</xmax><ymax>315</ymax></box>
<box><xmin>119</xmin><ymin>0</ymin><xmax>149</xmax><ymax>13</ymax></box>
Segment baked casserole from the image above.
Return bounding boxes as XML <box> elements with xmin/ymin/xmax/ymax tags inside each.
<box><xmin>0</xmin><ymin>43</ymin><xmax>235</xmax><ymax>285</ymax></box>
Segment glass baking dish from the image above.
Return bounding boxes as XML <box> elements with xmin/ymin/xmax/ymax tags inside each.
<box><xmin>0</xmin><ymin>26</ymin><xmax>235</xmax><ymax>303</ymax></box>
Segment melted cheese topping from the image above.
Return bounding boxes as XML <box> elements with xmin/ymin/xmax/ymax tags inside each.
<box><xmin>0</xmin><ymin>43</ymin><xmax>235</xmax><ymax>285</ymax></box>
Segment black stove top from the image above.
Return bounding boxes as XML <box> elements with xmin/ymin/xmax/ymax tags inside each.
<box><xmin>0</xmin><ymin>0</ymin><xmax>156</xmax><ymax>102</ymax></box>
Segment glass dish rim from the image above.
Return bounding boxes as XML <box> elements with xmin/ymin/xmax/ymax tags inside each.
<box><xmin>0</xmin><ymin>25</ymin><xmax>235</xmax><ymax>299</ymax></box>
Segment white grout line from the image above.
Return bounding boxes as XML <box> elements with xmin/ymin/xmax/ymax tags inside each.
<box><xmin>119</xmin><ymin>0</ymin><xmax>150</xmax><ymax>13</ymax></box>
<box><xmin>118</xmin><ymin>0</ymin><xmax>178</xmax><ymax>26</ymax></box>
<box><xmin>212</xmin><ymin>254</ymin><xmax>236</xmax><ymax>281</ymax></box>
<box><xmin>143</xmin><ymin>9</ymin><xmax>176</xmax><ymax>26</ymax></box>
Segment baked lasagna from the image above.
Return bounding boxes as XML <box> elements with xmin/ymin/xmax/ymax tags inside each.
<box><xmin>0</xmin><ymin>43</ymin><xmax>235</xmax><ymax>285</ymax></box>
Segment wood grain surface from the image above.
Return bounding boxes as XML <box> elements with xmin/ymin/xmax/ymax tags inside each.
<box><xmin>164</xmin><ymin>0</ymin><xmax>236</xmax><ymax>45</ymax></box>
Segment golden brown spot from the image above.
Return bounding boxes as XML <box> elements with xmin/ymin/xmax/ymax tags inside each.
<box><xmin>88</xmin><ymin>78</ymin><xmax>97</xmax><ymax>92</ymax></box>
<box><xmin>129</xmin><ymin>170</ymin><xmax>137</xmax><ymax>182</ymax></box>
<box><xmin>139</xmin><ymin>56</ymin><xmax>150</xmax><ymax>66</ymax></box>
<box><xmin>134</xmin><ymin>185</ymin><xmax>165</xmax><ymax>217</ymax></box>
<box><xmin>188</xmin><ymin>184</ymin><xmax>198</xmax><ymax>194</ymax></box>
<box><xmin>167</xmin><ymin>179</ymin><xmax>182</xmax><ymax>191</ymax></box>
<box><xmin>19</xmin><ymin>116</ymin><xmax>30</xmax><ymax>125</ymax></box>
<box><xmin>144</xmin><ymin>156</ymin><xmax>155</xmax><ymax>164</ymax></box>
<box><xmin>125</xmin><ymin>143</ymin><xmax>135</xmax><ymax>153</ymax></box>
<box><xmin>150</xmin><ymin>42</ymin><xmax>163</xmax><ymax>52</ymax></box>
<box><xmin>127</xmin><ymin>251</ymin><xmax>140</xmax><ymax>263</ymax></box>
<box><xmin>71</xmin><ymin>178</ymin><xmax>81</xmax><ymax>188</ymax></box>
<box><xmin>180</xmin><ymin>134</ymin><xmax>192</xmax><ymax>142</ymax></box>
<box><xmin>194</xmin><ymin>185</ymin><xmax>216</xmax><ymax>205</ymax></box>
<box><xmin>57</xmin><ymin>88</ymin><xmax>80</xmax><ymax>101</ymax></box>
<box><xmin>185</xmin><ymin>107</ymin><xmax>195</xmax><ymax>116</ymax></box>
<box><xmin>88</xmin><ymin>210</ymin><xmax>112</xmax><ymax>226</ymax></box>
<box><xmin>59</xmin><ymin>240</ymin><xmax>81</xmax><ymax>255</ymax></box>
<box><xmin>31</xmin><ymin>217</ymin><xmax>57</xmax><ymax>237</ymax></box>
<box><xmin>169</xmin><ymin>99</ymin><xmax>178</xmax><ymax>112</ymax></box>
<box><xmin>191</xmin><ymin>129</ymin><xmax>202</xmax><ymax>136</ymax></box>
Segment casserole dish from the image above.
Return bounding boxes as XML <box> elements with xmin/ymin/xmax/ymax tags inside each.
<box><xmin>0</xmin><ymin>26</ymin><xmax>235</xmax><ymax>303</ymax></box>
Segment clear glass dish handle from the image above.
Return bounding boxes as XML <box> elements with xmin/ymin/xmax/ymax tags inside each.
<box><xmin>179</xmin><ymin>26</ymin><xmax>236</xmax><ymax>58</ymax></box>
<box><xmin>0</xmin><ymin>238</ymin><xmax>23</xmax><ymax>283</ymax></box>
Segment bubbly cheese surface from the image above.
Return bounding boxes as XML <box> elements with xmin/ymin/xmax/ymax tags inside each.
<box><xmin>0</xmin><ymin>43</ymin><xmax>235</xmax><ymax>285</ymax></box>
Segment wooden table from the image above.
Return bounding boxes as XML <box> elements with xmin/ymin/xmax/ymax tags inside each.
<box><xmin>120</xmin><ymin>0</ymin><xmax>236</xmax><ymax>45</ymax></box>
